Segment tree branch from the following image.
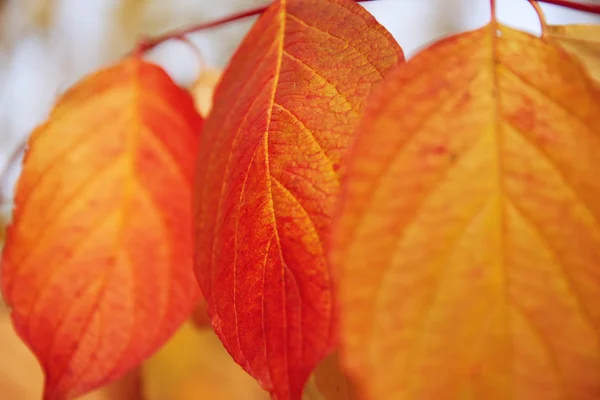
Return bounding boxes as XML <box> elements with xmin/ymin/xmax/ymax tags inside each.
<box><xmin>135</xmin><ymin>5</ymin><xmax>268</xmax><ymax>54</ymax></box>
<box><xmin>534</xmin><ymin>0</ymin><xmax>600</xmax><ymax>14</ymax></box>
<box><xmin>134</xmin><ymin>0</ymin><xmax>381</xmax><ymax>54</ymax></box>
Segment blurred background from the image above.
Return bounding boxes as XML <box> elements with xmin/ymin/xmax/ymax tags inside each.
<box><xmin>0</xmin><ymin>0</ymin><xmax>598</xmax><ymax>398</ymax></box>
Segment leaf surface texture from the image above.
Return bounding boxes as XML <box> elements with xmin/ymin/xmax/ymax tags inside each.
<box><xmin>547</xmin><ymin>24</ymin><xmax>600</xmax><ymax>84</ymax></box>
<box><xmin>1</xmin><ymin>57</ymin><xmax>203</xmax><ymax>400</ymax></box>
<box><xmin>192</xmin><ymin>0</ymin><xmax>403</xmax><ymax>398</ymax></box>
<box><xmin>332</xmin><ymin>24</ymin><xmax>600</xmax><ymax>400</ymax></box>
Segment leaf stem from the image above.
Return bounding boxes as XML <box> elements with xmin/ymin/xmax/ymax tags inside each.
<box><xmin>528</xmin><ymin>1</ymin><xmax>548</xmax><ymax>38</ymax></box>
<box><xmin>534</xmin><ymin>0</ymin><xmax>600</xmax><ymax>14</ymax></box>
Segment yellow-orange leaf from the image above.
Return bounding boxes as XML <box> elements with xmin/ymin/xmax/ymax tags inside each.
<box><xmin>1</xmin><ymin>56</ymin><xmax>203</xmax><ymax>399</ymax></box>
<box><xmin>190</xmin><ymin>68</ymin><xmax>222</xmax><ymax>118</ymax></box>
<box><xmin>547</xmin><ymin>24</ymin><xmax>600</xmax><ymax>83</ymax></box>
<box><xmin>142</xmin><ymin>322</ymin><xmax>268</xmax><ymax>400</ymax></box>
<box><xmin>332</xmin><ymin>24</ymin><xmax>600</xmax><ymax>400</ymax></box>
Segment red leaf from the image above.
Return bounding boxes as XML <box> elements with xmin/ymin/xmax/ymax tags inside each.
<box><xmin>1</xmin><ymin>57</ymin><xmax>203</xmax><ymax>400</ymax></box>
<box><xmin>192</xmin><ymin>0</ymin><xmax>403</xmax><ymax>398</ymax></box>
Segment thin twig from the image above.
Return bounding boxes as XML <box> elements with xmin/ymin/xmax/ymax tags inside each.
<box><xmin>2</xmin><ymin>0</ymin><xmax>383</xmax><ymax>208</ymax></box>
<box><xmin>134</xmin><ymin>5</ymin><xmax>268</xmax><ymax>54</ymax></box>
<box><xmin>133</xmin><ymin>0</ymin><xmax>381</xmax><ymax>55</ymax></box>
<box><xmin>534</xmin><ymin>0</ymin><xmax>600</xmax><ymax>14</ymax></box>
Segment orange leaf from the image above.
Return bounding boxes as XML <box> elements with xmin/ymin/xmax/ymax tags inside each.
<box><xmin>192</xmin><ymin>0</ymin><xmax>403</xmax><ymax>398</ymax></box>
<box><xmin>0</xmin><ymin>305</ymin><xmax>144</xmax><ymax>400</ymax></box>
<box><xmin>332</xmin><ymin>24</ymin><xmax>600</xmax><ymax>400</ymax></box>
<box><xmin>547</xmin><ymin>24</ymin><xmax>600</xmax><ymax>84</ymax></box>
<box><xmin>1</xmin><ymin>56</ymin><xmax>203</xmax><ymax>399</ymax></box>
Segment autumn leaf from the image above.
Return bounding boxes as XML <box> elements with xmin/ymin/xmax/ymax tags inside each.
<box><xmin>547</xmin><ymin>24</ymin><xmax>600</xmax><ymax>83</ymax></box>
<box><xmin>187</xmin><ymin>67</ymin><xmax>222</xmax><ymax>329</ymax></box>
<box><xmin>0</xmin><ymin>209</ymin><xmax>8</xmax><ymax>246</ymax></box>
<box><xmin>303</xmin><ymin>351</ymin><xmax>358</xmax><ymax>400</ymax></box>
<box><xmin>142</xmin><ymin>321</ymin><xmax>268</xmax><ymax>400</ymax></box>
<box><xmin>190</xmin><ymin>68</ymin><xmax>222</xmax><ymax>117</ymax></box>
<box><xmin>0</xmin><ymin>304</ymin><xmax>143</xmax><ymax>400</ymax></box>
<box><xmin>192</xmin><ymin>0</ymin><xmax>403</xmax><ymax>398</ymax></box>
<box><xmin>332</xmin><ymin>23</ymin><xmax>600</xmax><ymax>400</ymax></box>
<box><xmin>1</xmin><ymin>56</ymin><xmax>203</xmax><ymax>399</ymax></box>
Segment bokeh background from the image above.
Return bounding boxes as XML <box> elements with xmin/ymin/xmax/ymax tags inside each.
<box><xmin>0</xmin><ymin>0</ymin><xmax>598</xmax><ymax>398</ymax></box>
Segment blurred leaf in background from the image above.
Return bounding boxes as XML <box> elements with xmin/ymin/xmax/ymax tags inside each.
<box><xmin>0</xmin><ymin>303</ymin><xmax>143</xmax><ymax>399</ymax></box>
<box><xmin>305</xmin><ymin>352</ymin><xmax>358</xmax><ymax>400</ymax></box>
<box><xmin>142</xmin><ymin>321</ymin><xmax>269</xmax><ymax>400</ymax></box>
<box><xmin>190</xmin><ymin>67</ymin><xmax>222</xmax><ymax>117</ymax></box>
<box><xmin>547</xmin><ymin>24</ymin><xmax>600</xmax><ymax>83</ymax></box>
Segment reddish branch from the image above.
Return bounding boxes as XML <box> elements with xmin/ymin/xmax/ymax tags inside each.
<box><xmin>2</xmin><ymin>0</ymin><xmax>599</xmax><ymax>207</ymax></box>
<box><xmin>135</xmin><ymin>0</ymin><xmax>380</xmax><ymax>54</ymax></box>
<box><xmin>535</xmin><ymin>0</ymin><xmax>600</xmax><ymax>14</ymax></box>
<box><xmin>135</xmin><ymin>5</ymin><xmax>268</xmax><ymax>54</ymax></box>
<box><xmin>134</xmin><ymin>0</ymin><xmax>600</xmax><ymax>54</ymax></box>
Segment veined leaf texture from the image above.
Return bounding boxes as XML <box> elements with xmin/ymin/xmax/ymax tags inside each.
<box><xmin>192</xmin><ymin>0</ymin><xmax>403</xmax><ymax>398</ymax></box>
<box><xmin>1</xmin><ymin>57</ymin><xmax>203</xmax><ymax>400</ymax></box>
<box><xmin>332</xmin><ymin>24</ymin><xmax>600</xmax><ymax>400</ymax></box>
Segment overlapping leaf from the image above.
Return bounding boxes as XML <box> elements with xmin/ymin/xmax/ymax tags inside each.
<box><xmin>188</xmin><ymin>67</ymin><xmax>222</xmax><ymax>328</ymax></box>
<box><xmin>332</xmin><ymin>24</ymin><xmax>600</xmax><ymax>399</ymax></box>
<box><xmin>547</xmin><ymin>24</ymin><xmax>600</xmax><ymax>83</ymax></box>
<box><xmin>0</xmin><ymin>304</ymin><xmax>143</xmax><ymax>400</ymax></box>
<box><xmin>303</xmin><ymin>351</ymin><xmax>357</xmax><ymax>400</ymax></box>
<box><xmin>190</xmin><ymin>68</ymin><xmax>222</xmax><ymax>117</ymax></box>
<box><xmin>192</xmin><ymin>0</ymin><xmax>403</xmax><ymax>398</ymax></box>
<box><xmin>1</xmin><ymin>56</ymin><xmax>203</xmax><ymax>399</ymax></box>
<box><xmin>142</xmin><ymin>322</ymin><xmax>268</xmax><ymax>400</ymax></box>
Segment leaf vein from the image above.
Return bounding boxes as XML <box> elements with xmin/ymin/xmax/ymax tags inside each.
<box><xmin>503</xmin><ymin>118</ymin><xmax>600</xmax><ymax>233</ymax></box>
<box><xmin>11</xmin><ymin>160</ymin><xmax>122</xmax><ymax>279</ymax></box>
<box><xmin>262</xmin><ymin>6</ymin><xmax>294</xmax><ymax>391</ymax></box>
<box><xmin>372</xmin><ymin>125</ymin><xmax>490</xmax><ymax>361</ymax></box>
<box><xmin>343</xmin><ymin>68</ymin><xmax>483</xmax><ymax>255</ymax></box>
<box><xmin>286</xmin><ymin>13</ymin><xmax>384</xmax><ymax>79</ymax></box>
<box><xmin>509</xmin><ymin>303</ymin><xmax>567</xmax><ymax>397</ymax></box>
<box><xmin>505</xmin><ymin>195</ymin><xmax>599</xmax><ymax>339</ymax></box>
<box><xmin>233</xmin><ymin>144</ymin><xmax>261</xmax><ymax>377</ymax></box>
<box><xmin>402</xmin><ymin>199</ymin><xmax>492</xmax><ymax>394</ymax></box>
<box><xmin>500</xmin><ymin>64</ymin><xmax>595</xmax><ymax>134</ymax></box>
<box><xmin>273</xmin><ymin>101</ymin><xmax>335</xmax><ymax>170</ymax></box>
<box><xmin>17</xmin><ymin>114</ymin><xmax>124</xmax><ymax>214</ymax></box>
<box><xmin>281</xmin><ymin>50</ymin><xmax>356</xmax><ymax>115</ymax></box>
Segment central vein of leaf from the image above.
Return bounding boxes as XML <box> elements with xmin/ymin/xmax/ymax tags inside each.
<box><xmin>490</xmin><ymin>22</ymin><xmax>513</xmax><ymax>397</ymax></box>
<box><xmin>261</xmin><ymin>1</ymin><xmax>292</xmax><ymax>394</ymax></box>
